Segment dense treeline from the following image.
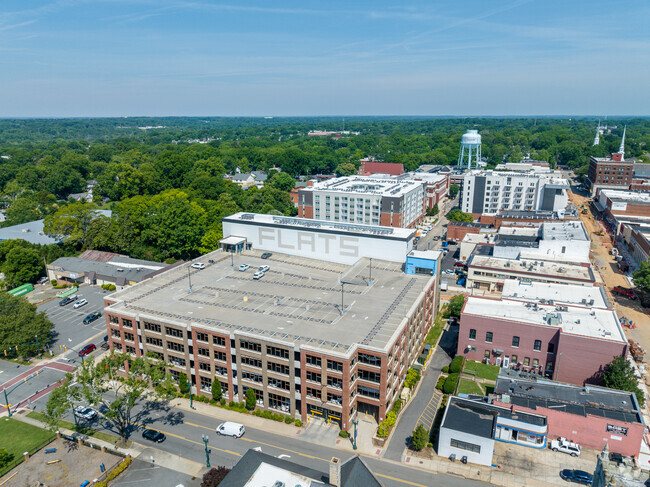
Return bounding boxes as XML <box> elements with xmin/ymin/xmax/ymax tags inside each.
<box><xmin>0</xmin><ymin>117</ymin><xmax>648</xmax><ymax>263</ymax></box>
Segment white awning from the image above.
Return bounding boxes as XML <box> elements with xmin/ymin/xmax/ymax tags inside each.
<box><xmin>219</xmin><ymin>236</ymin><xmax>247</xmax><ymax>245</ymax></box>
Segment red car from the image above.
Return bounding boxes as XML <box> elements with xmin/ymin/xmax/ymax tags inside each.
<box><xmin>78</xmin><ymin>344</ymin><xmax>96</xmax><ymax>357</ymax></box>
<box><xmin>612</xmin><ymin>286</ymin><xmax>637</xmax><ymax>300</ymax></box>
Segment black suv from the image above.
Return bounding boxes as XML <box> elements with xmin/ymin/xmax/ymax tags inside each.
<box><xmin>142</xmin><ymin>429</ymin><xmax>166</xmax><ymax>443</ymax></box>
<box><xmin>59</xmin><ymin>295</ymin><xmax>77</xmax><ymax>307</ymax></box>
<box><xmin>261</xmin><ymin>252</ymin><xmax>272</xmax><ymax>259</ymax></box>
<box><xmin>83</xmin><ymin>312</ymin><xmax>102</xmax><ymax>324</ymax></box>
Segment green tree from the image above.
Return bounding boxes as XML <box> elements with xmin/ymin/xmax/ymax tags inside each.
<box><xmin>336</xmin><ymin>162</ymin><xmax>357</xmax><ymax>176</ymax></box>
<box><xmin>448</xmin><ymin>184</ymin><xmax>459</xmax><ymax>199</ymax></box>
<box><xmin>45</xmin><ymin>352</ymin><xmax>175</xmax><ymax>445</ymax></box>
<box><xmin>0</xmin><ymin>448</ymin><xmax>14</xmax><ymax>469</ymax></box>
<box><xmin>0</xmin><ymin>293</ymin><xmax>53</xmax><ymax>358</ymax></box>
<box><xmin>43</xmin><ymin>202</ymin><xmax>100</xmax><ymax>247</ymax></box>
<box><xmin>267</xmin><ymin>172</ymin><xmax>296</xmax><ymax>192</ymax></box>
<box><xmin>245</xmin><ymin>388</ymin><xmax>257</xmax><ymax>410</ymax></box>
<box><xmin>411</xmin><ymin>424</ymin><xmax>428</xmax><ymax>451</ymax></box>
<box><xmin>447</xmin><ymin>209</ymin><xmax>473</xmax><ymax>223</ymax></box>
<box><xmin>211</xmin><ymin>379</ymin><xmax>223</xmax><ymax>402</ymax></box>
<box><xmin>603</xmin><ymin>356</ymin><xmax>645</xmax><ymax>407</ymax></box>
<box><xmin>633</xmin><ymin>261</ymin><xmax>650</xmax><ymax>294</ymax></box>
<box><xmin>178</xmin><ymin>372</ymin><xmax>190</xmax><ymax>394</ymax></box>
<box><xmin>442</xmin><ymin>373</ymin><xmax>459</xmax><ymax>394</ymax></box>
<box><xmin>426</xmin><ymin>204</ymin><xmax>439</xmax><ymax>216</ymax></box>
<box><xmin>2</xmin><ymin>246</ymin><xmax>44</xmax><ymax>288</ymax></box>
<box><xmin>447</xmin><ymin>294</ymin><xmax>465</xmax><ymax>317</ymax></box>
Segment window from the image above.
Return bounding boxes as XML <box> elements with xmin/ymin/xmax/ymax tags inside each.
<box><xmin>358</xmin><ymin>353</ymin><xmax>381</xmax><ymax>367</ymax></box>
<box><xmin>124</xmin><ymin>332</ymin><xmax>134</xmax><ymax>342</ymax></box>
<box><xmin>242</xmin><ymin>371</ymin><xmax>263</xmax><ymax>383</ymax></box>
<box><xmin>267</xmin><ymin>361</ymin><xmax>289</xmax><ymax>375</ymax></box>
<box><xmin>109</xmin><ymin>315</ymin><xmax>119</xmax><ymax>325</ymax></box>
<box><xmin>269</xmin><ymin>392</ymin><xmax>290</xmax><ymax>411</ymax></box>
<box><xmin>268</xmin><ymin>377</ymin><xmax>290</xmax><ymax>391</ymax></box>
<box><xmin>197</xmin><ymin>347</ymin><xmax>210</xmax><ymax>357</ymax></box>
<box><xmin>198</xmin><ymin>362</ymin><xmax>211</xmax><ymax>372</ymax></box>
<box><xmin>126</xmin><ymin>346</ymin><xmax>136</xmax><ymax>355</ymax></box>
<box><xmin>196</xmin><ymin>332</ymin><xmax>209</xmax><ymax>342</ymax></box>
<box><xmin>545</xmin><ymin>361</ymin><xmax>554</xmax><ymax>372</ymax></box>
<box><xmin>144</xmin><ymin>321</ymin><xmax>161</xmax><ymax>333</ymax></box>
<box><xmin>533</xmin><ymin>340</ymin><xmax>542</xmax><ymax>352</ymax></box>
<box><xmin>485</xmin><ymin>332</ymin><xmax>493</xmax><ymax>343</ymax></box>
<box><xmin>200</xmin><ymin>376</ymin><xmax>212</xmax><ymax>391</ymax></box>
<box><xmin>524</xmin><ymin>357</ymin><xmax>530</xmax><ymax>366</ymax></box>
<box><xmin>512</xmin><ymin>336</ymin><xmax>520</xmax><ymax>348</ymax></box>
<box><xmin>145</xmin><ymin>336</ymin><xmax>162</xmax><ymax>347</ymax></box>
<box><xmin>122</xmin><ymin>319</ymin><xmax>133</xmax><ymax>329</ymax></box>
<box><xmin>215</xmin><ymin>365</ymin><xmax>227</xmax><ymax>376</ymax></box>
<box><xmin>241</xmin><ymin>355</ymin><xmax>262</xmax><ymax>368</ymax></box>
<box><xmin>327</xmin><ymin>392</ymin><xmax>342</xmax><ymax>405</ymax></box>
<box><xmin>357</xmin><ymin>385</ymin><xmax>380</xmax><ymax>400</ymax></box>
<box><xmin>450</xmin><ymin>438</ymin><xmax>481</xmax><ymax>454</ymax></box>
<box><xmin>532</xmin><ymin>358</ymin><xmax>539</xmax><ymax>368</ymax></box>
<box><xmin>359</xmin><ymin>369</ymin><xmax>381</xmax><ymax>383</ymax></box>
<box><xmin>511</xmin><ymin>355</ymin><xmax>518</xmax><ymax>365</ymax></box>
<box><xmin>167</xmin><ymin>341</ymin><xmax>185</xmax><ymax>353</ymax></box>
<box><xmin>484</xmin><ymin>350</ymin><xmax>490</xmax><ymax>359</ymax></box>
<box><xmin>547</xmin><ymin>343</ymin><xmax>555</xmax><ymax>354</ymax></box>
<box><xmin>240</xmin><ymin>340</ymin><xmax>261</xmax><ymax>352</ymax></box>
<box><xmin>469</xmin><ymin>329</ymin><xmax>476</xmax><ymax>340</ymax></box>
<box><xmin>111</xmin><ymin>329</ymin><xmax>121</xmax><ymax>339</ymax></box>
<box><xmin>327</xmin><ymin>376</ymin><xmax>343</xmax><ymax>389</ymax></box>
<box><xmin>112</xmin><ymin>342</ymin><xmax>123</xmax><ymax>352</ymax></box>
<box><xmin>214</xmin><ymin>350</ymin><xmax>227</xmax><ymax>362</ymax></box>
<box><xmin>147</xmin><ymin>350</ymin><xmax>164</xmax><ymax>360</ymax></box>
<box><xmin>327</xmin><ymin>360</ymin><xmax>343</xmax><ymax>372</ymax></box>
<box><xmin>305</xmin><ymin>355</ymin><xmax>321</xmax><ymax>367</ymax></box>
<box><xmin>267</xmin><ymin>345</ymin><xmax>289</xmax><ymax>359</ymax></box>
<box><xmin>306</xmin><ymin>371</ymin><xmax>321</xmax><ymax>383</ymax></box>
<box><xmin>306</xmin><ymin>387</ymin><xmax>320</xmax><ymax>399</ymax></box>
<box><xmin>165</xmin><ymin>327</ymin><xmax>183</xmax><ymax>338</ymax></box>
<box><xmin>213</xmin><ymin>335</ymin><xmax>226</xmax><ymax>347</ymax></box>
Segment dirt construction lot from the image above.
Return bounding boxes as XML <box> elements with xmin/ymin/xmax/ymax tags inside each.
<box><xmin>0</xmin><ymin>437</ymin><xmax>122</xmax><ymax>487</ymax></box>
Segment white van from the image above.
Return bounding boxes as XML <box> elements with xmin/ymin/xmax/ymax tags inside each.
<box><xmin>216</xmin><ymin>421</ymin><xmax>245</xmax><ymax>438</ymax></box>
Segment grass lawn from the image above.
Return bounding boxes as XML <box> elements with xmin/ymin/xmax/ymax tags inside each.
<box><xmin>0</xmin><ymin>418</ymin><xmax>55</xmax><ymax>476</ymax></box>
<box><xmin>26</xmin><ymin>411</ymin><xmax>131</xmax><ymax>448</ymax></box>
<box><xmin>457</xmin><ymin>379</ymin><xmax>484</xmax><ymax>396</ymax></box>
<box><xmin>463</xmin><ymin>360</ymin><xmax>500</xmax><ymax>381</ymax></box>
<box><xmin>425</xmin><ymin>305</ymin><xmax>448</xmax><ymax>347</ymax></box>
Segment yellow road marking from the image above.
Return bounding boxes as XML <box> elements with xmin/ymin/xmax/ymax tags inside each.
<box><xmin>376</xmin><ymin>472</ymin><xmax>427</xmax><ymax>487</ymax></box>
<box><xmin>132</xmin><ymin>423</ymin><xmax>241</xmax><ymax>457</ymax></box>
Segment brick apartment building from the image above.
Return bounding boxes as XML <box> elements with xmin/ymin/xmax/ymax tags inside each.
<box><xmin>458</xmin><ymin>295</ymin><xmax>627</xmax><ymax>385</ymax></box>
<box><xmin>297</xmin><ymin>176</ymin><xmax>426</xmax><ymax>228</ymax></box>
<box><xmin>358</xmin><ymin>158</ymin><xmax>404</xmax><ymax>176</ymax></box>
<box><xmin>587</xmin><ymin>137</ymin><xmax>634</xmax><ymax>196</ymax></box>
<box><xmin>104</xmin><ymin>250</ymin><xmax>437</xmax><ymax>429</ymax></box>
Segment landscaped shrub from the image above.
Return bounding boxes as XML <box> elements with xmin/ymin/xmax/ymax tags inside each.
<box><xmin>442</xmin><ymin>373</ymin><xmax>459</xmax><ymax>394</ymax></box>
<box><xmin>449</xmin><ymin>356</ymin><xmax>464</xmax><ymax>374</ymax></box>
<box><xmin>295</xmin><ymin>420</ymin><xmax>302</xmax><ymax>427</ymax></box>
<box><xmin>95</xmin><ymin>456</ymin><xmax>133</xmax><ymax>486</ymax></box>
<box><xmin>442</xmin><ymin>365</ymin><xmax>450</xmax><ymax>373</ymax></box>
<box><xmin>211</xmin><ymin>379</ymin><xmax>223</xmax><ymax>402</ymax></box>
<box><xmin>284</xmin><ymin>416</ymin><xmax>295</xmax><ymax>424</ymax></box>
<box><xmin>404</xmin><ymin>368</ymin><xmax>421</xmax><ymax>388</ymax></box>
<box><xmin>178</xmin><ymin>373</ymin><xmax>190</xmax><ymax>394</ymax></box>
<box><xmin>245</xmin><ymin>389</ymin><xmax>256</xmax><ymax>410</ymax></box>
<box><xmin>220</xmin><ymin>398</ymin><xmax>226</xmax><ymax>406</ymax></box>
<box><xmin>435</xmin><ymin>376</ymin><xmax>446</xmax><ymax>391</ymax></box>
<box><xmin>339</xmin><ymin>430</ymin><xmax>349</xmax><ymax>438</ymax></box>
<box><xmin>391</xmin><ymin>398</ymin><xmax>402</xmax><ymax>416</ymax></box>
<box><xmin>411</xmin><ymin>424</ymin><xmax>428</xmax><ymax>451</ymax></box>
<box><xmin>376</xmin><ymin>422</ymin><xmax>390</xmax><ymax>438</ymax></box>
<box><xmin>101</xmin><ymin>283</ymin><xmax>117</xmax><ymax>291</ymax></box>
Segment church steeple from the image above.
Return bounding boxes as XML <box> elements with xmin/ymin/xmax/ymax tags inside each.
<box><xmin>593</xmin><ymin>121</ymin><xmax>600</xmax><ymax>146</ymax></box>
<box><xmin>618</xmin><ymin>126</ymin><xmax>626</xmax><ymax>157</ymax></box>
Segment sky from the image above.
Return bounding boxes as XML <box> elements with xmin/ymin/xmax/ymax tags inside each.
<box><xmin>1</xmin><ymin>0</ymin><xmax>649</xmax><ymax>117</ymax></box>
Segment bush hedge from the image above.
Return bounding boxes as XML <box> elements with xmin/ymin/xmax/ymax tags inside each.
<box><xmin>94</xmin><ymin>456</ymin><xmax>132</xmax><ymax>487</ymax></box>
<box><xmin>404</xmin><ymin>368</ymin><xmax>421</xmax><ymax>389</ymax></box>
<box><xmin>442</xmin><ymin>373</ymin><xmax>459</xmax><ymax>394</ymax></box>
<box><xmin>449</xmin><ymin>356</ymin><xmax>464</xmax><ymax>374</ymax></box>
<box><xmin>339</xmin><ymin>430</ymin><xmax>349</xmax><ymax>438</ymax></box>
<box><xmin>435</xmin><ymin>376</ymin><xmax>446</xmax><ymax>391</ymax></box>
<box><xmin>442</xmin><ymin>365</ymin><xmax>450</xmax><ymax>373</ymax></box>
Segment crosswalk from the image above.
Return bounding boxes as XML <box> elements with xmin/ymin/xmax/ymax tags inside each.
<box><xmin>415</xmin><ymin>389</ymin><xmax>443</xmax><ymax>431</ymax></box>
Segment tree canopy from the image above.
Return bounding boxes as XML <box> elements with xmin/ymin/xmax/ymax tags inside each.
<box><xmin>0</xmin><ymin>293</ymin><xmax>53</xmax><ymax>358</ymax></box>
<box><xmin>447</xmin><ymin>209</ymin><xmax>474</xmax><ymax>223</ymax></box>
<box><xmin>633</xmin><ymin>261</ymin><xmax>650</xmax><ymax>294</ymax></box>
<box><xmin>603</xmin><ymin>356</ymin><xmax>645</xmax><ymax>407</ymax></box>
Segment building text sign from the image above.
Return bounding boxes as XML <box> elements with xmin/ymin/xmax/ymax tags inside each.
<box><xmin>607</xmin><ymin>424</ymin><xmax>628</xmax><ymax>436</ymax></box>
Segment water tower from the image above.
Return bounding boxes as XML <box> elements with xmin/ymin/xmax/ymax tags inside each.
<box><xmin>458</xmin><ymin>130</ymin><xmax>481</xmax><ymax>169</ymax></box>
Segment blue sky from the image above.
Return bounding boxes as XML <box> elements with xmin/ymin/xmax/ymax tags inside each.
<box><xmin>1</xmin><ymin>0</ymin><xmax>649</xmax><ymax>117</ymax></box>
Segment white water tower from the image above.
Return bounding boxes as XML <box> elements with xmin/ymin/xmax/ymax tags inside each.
<box><xmin>458</xmin><ymin>130</ymin><xmax>481</xmax><ymax>169</ymax></box>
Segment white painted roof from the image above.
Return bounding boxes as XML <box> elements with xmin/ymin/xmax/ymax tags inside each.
<box><xmin>501</xmin><ymin>280</ymin><xmax>609</xmax><ymax>309</ymax></box>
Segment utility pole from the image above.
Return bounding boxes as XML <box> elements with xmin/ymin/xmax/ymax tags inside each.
<box><xmin>188</xmin><ymin>265</ymin><xmax>192</xmax><ymax>293</ymax></box>
<box><xmin>3</xmin><ymin>389</ymin><xmax>10</xmax><ymax>418</ymax></box>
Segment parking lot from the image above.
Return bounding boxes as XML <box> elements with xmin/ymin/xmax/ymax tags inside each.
<box><xmin>37</xmin><ymin>284</ymin><xmax>110</xmax><ymax>358</ymax></box>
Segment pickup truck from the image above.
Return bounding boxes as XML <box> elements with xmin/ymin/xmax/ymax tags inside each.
<box><xmin>550</xmin><ymin>437</ymin><xmax>581</xmax><ymax>457</ymax></box>
<box><xmin>612</xmin><ymin>286</ymin><xmax>637</xmax><ymax>300</ymax></box>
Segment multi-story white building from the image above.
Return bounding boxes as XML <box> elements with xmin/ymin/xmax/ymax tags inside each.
<box><xmin>297</xmin><ymin>176</ymin><xmax>425</xmax><ymax>228</ymax></box>
<box><xmin>461</xmin><ymin>170</ymin><xmax>569</xmax><ymax>215</ymax></box>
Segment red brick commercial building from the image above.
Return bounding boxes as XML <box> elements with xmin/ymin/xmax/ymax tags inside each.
<box><xmin>446</xmin><ymin>222</ymin><xmax>493</xmax><ymax>241</ymax></box>
<box><xmin>494</xmin><ymin>375</ymin><xmax>645</xmax><ymax>457</ymax></box>
<box><xmin>104</xmin><ymin>250</ymin><xmax>437</xmax><ymax>429</ymax></box>
<box><xmin>587</xmin><ymin>152</ymin><xmax>634</xmax><ymax>196</ymax></box>
<box><xmin>458</xmin><ymin>296</ymin><xmax>627</xmax><ymax>385</ymax></box>
<box><xmin>358</xmin><ymin>159</ymin><xmax>404</xmax><ymax>176</ymax></box>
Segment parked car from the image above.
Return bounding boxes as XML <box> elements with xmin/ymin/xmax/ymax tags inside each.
<box><xmin>559</xmin><ymin>469</ymin><xmax>592</xmax><ymax>485</ymax></box>
<box><xmin>38</xmin><ymin>276</ymin><xmax>49</xmax><ymax>284</ymax></box>
<box><xmin>73</xmin><ymin>299</ymin><xmax>88</xmax><ymax>309</ymax></box>
<box><xmin>239</xmin><ymin>264</ymin><xmax>250</xmax><ymax>272</ymax></box>
<box><xmin>261</xmin><ymin>252</ymin><xmax>272</xmax><ymax>259</ymax></box>
<box><xmin>142</xmin><ymin>429</ymin><xmax>166</xmax><ymax>443</ymax></box>
<box><xmin>83</xmin><ymin>311</ymin><xmax>102</xmax><ymax>324</ymax></box>
<box><xmin>253</xmin><ymin>271</ymin><xmax>265</xmax><ymax>280</ymax></box>
<box><xmin>78</xmin><ymin>344</ymin><xmax>96</xmax><ymax>357</ymax></box>
<box><xmin>612</xmin><ymin>286</ymin><xmax>637</xmax><ymax>300</ymax></box>
<box><xmin>216</xmin><ymin>422</ymin><xmax>245</xmax><ymax>438</ymax></box>
<box><xmin>551</xmin><ymin>438</ymin><xmax>581</xmax><ymax>457</ymax></box>
<box><xmin>454</xmin><ymin>261</ymin><xmax>467</xmax><ymax>267</ymax></box>
<box><xmin>456</xmin><ymin>277</ymin><xmax>466</xmax><ymax>287</ymax></box>
<box><xmin>191</xmin><ymin>262</ymin><xmax>206</xmax><ymax>270</ymax></box>
<box><xmin>258</xmin><ymin>265</ymin><xmax>270</xmax><ymax>272</ymax></box>
<box><xmin>74</xmin><ymin>406</ymin><xmax>98</xmax><ymax>421</ymax></box>
<box><xmin>443</xmin><ymin>269</ymin><xmax>455</xmax><ymax>275</ymax></box>
<box><xmin>59</xmin><ymin>295</ymin><xmax>78</xmax><ymax>307</ymax></box>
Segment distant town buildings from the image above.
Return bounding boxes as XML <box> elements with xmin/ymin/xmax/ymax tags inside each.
<box><xmin>587</xmin><ymin>128</ymin><xmax>634</xmax><ymax>195</ymax></box>
<box><xmin>358</xmin><ymin>158</ymin><xmax>404</xmax><ymax>177</ymax></box>
<box><xmin>229</xmin><ymin>171</ymin><xmax>268</xmax><ymax>189</ymax></box>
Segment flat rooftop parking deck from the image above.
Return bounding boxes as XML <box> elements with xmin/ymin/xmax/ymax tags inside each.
<box><xmin>107</xmin><ymin>250</ymin><xmax>434</xmax><ymax>353</ymax></box>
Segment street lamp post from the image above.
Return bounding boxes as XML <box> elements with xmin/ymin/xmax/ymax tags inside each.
<box><xmin>190</xmin><ymin>390</ymin><xmax>194</xmax><ymax>409</ymax></box>
<box><xmin>202</xmin><ymin>434</ymin><xmax>210</xmax><ymax>468</ymax></box>
<box><xmin>352</xmin><ymin>418</ymin><xmax>358</xmax><ymax>450</ymax></box>
<box><xmin>3</xmin><ymin>388</ymin><xmax>10</xmax><ymax>418</ymax></box>
<box><xmin>71</xmin><ymin>403</ymin><xmax>78</xmax><ymax>428</ymax></box>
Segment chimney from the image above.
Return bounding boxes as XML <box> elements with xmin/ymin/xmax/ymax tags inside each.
<box><xmin>329</xmin><ymin>457</ymin><xmax>341</xmax><ymax>487</ymax></box>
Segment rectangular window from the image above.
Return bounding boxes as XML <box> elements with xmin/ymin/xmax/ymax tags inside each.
<box><xmin>547</xmin><ymin>343</ymin><xmax>555</xmax><ymax>354</ymax></box>
<box><xmin>109</xmin><ymin>315</ymin><xmax>119</xmax><ymax>325</ymax></box>
<box><xmin>359</xmin><ymin>369</ymin><xmax>381</xmax><ymax>383</ymax></box>
<box><xmin>512</xmin><ymin>336</ymin><xmax>520</xmax><ymax>348</ymax></box>
<box><xmin>327</xmin><ymin>392</ymin><xmax>342</xmax><ymax>405</ymax></box>
<box><xmin>327</xmin><ymin>376</ymin><xmax>343</xmax><ymax>389</ymax></box>
<box><xmin>511</xmin><ymin>354</ymin><xmax>518</xmax><ymax>364</ymax></box>
<box><xmin>358</xmin><ymin>353</ymin><xmax>381</xmax><ymax>367</ymax></box>
<box><xmin>357</xmin><ymin>385</ymin><xmax>380</xmax><ymax>400</ymax></box>
<box><xmin>124</xmin><ymin>332</ymin><xmax>134</xmax><ymax>342</ymax></box>
<box><xmin>524</xmin><ymin>357</ymin><xmax>530</xmax><ymax>366</ymax></box>
<box><xmin>469</xmin><ymin>329</ymin><xmax>476</xmax><ymax>340</ymax></box>
<box><xmin>198</xmin><ymin>362</ymin><xmax>211</xmax><ymax>372</ymax></box>
<box><xmin>485</xmin><ymin>332</ymin><xmax>493</xmax><ymax>343</ymax></box>
<box><xmin>125</xmin><ymin>345</ymin><xmax>136</xmax><ymax>355</ymax></box>
<box><xmin>450</xmin><ymin>438</ymin><xmax>481</xmax><ymax>454</ymax></box>
<box><xmin>268</xmin><ymin>392</ymin><xmax>290</xmax><ymax>411</ymax></box>
<box><xmin>533</xmin><ymin>340</ymin><xmax>542</xmax><ymax>352</ymax></box>
<box><xmin>306</xmin><ymin>371</ymin><xmax>321</xmax><ymax>384</ymax></box>
<box><xmin>214</xmin><ymin>350</ymin><xmax>227</xmax><ymax>362</ymax></box>
<box><xmin>484</xmin><ymin>350</ymin><xmax>490</xmax><ymax>359</ymax></box>
<box><xmin>546</xmin><ymin>361</ymin><xmax>554</xmax><ymax>372</ymax></box>
<box><xmin>167</xmin><ymin>341</ymin><xmax>185</xmax><ymax>353</ymax></box>
<box><xmin>305</xmin><ymin>355</ymin><xmax>321</xmax><ymax>367</ymax></box>
<box><xmin>122</xmin><ymin>319</ymin><xmax>133</xmax><ymax>329</ymax></box>
<box><xmin>242</xmin><ymin>371</ymin><xmax>263</xmax><ymax>383</ymax></box>
<box><xmin>200</xmin><ymin>376</ymin><xmax>212</xmax><ymax>391</ymax></box>
<box><xmin>267</xmin><ymin>345</ymin><xmax>289</xmax><ymax>359</ymax></box>
<box><xmin>144</xmin><ymin>321</ymin><xmax>161</xmax><ymax>333</ymax></box>
<box><xmin>165</xmin><ymin>327</ymin><xmax>183</xmax><ymax>338</ymax></box>
<box><xmin>197</xmin><ymin>347</ymin><xmax>210</xmax><ymax>357</ymax></box>
<box><xmin>196</xmin><ymin>332</ymin><xmax>209</xmax><ymax>343</ymax></box>
<box><xmin>532</xmin><ymin>358</ymin><xmax>539</xmax><ymax>368</ymax></box>
<box><xmin>241</xmin><ymin>355</ymin><xmax>262</xmax><ymax>368</ymax></box>
<box><xmin>111</xmin><ymin>329</ymin><xmax>121</xmax><ymax>339</ymax></box>
<box><xmin>267</xmin><ymin>361</ymin><xmax>290</xmax><ymax>375</ymax></box>
<box><xmin>215</xmin><ymin>365</ymin><xmax>227</xmax><ymax>376</ymax></box>
<box><xmin>268</xmin><ymin>377</ymin><xmax>290</xmax><ymax>391</ymax></box>
<box><xmin>213</xmin><ymin>335</ymin><xmax>226</xmax><ymax>347</ymax></box>
<box><xmin>240</xmin><ymin>340</ymin><xmax>261</xmax><ymax>352</ymax></box>
<box><xmin>306</xmin><ymin>387</ymin><xmax>320</xmax><ymax>399</ymax></box>
<box><xmin>327</xmin><ymin>359</ymin><xmax>343</xmax><ymax>372</ymax></box>
<box><xmin>145</xmin><ymin>336</ymin><xmax>162</xmax><ymax>347</ymax></box>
